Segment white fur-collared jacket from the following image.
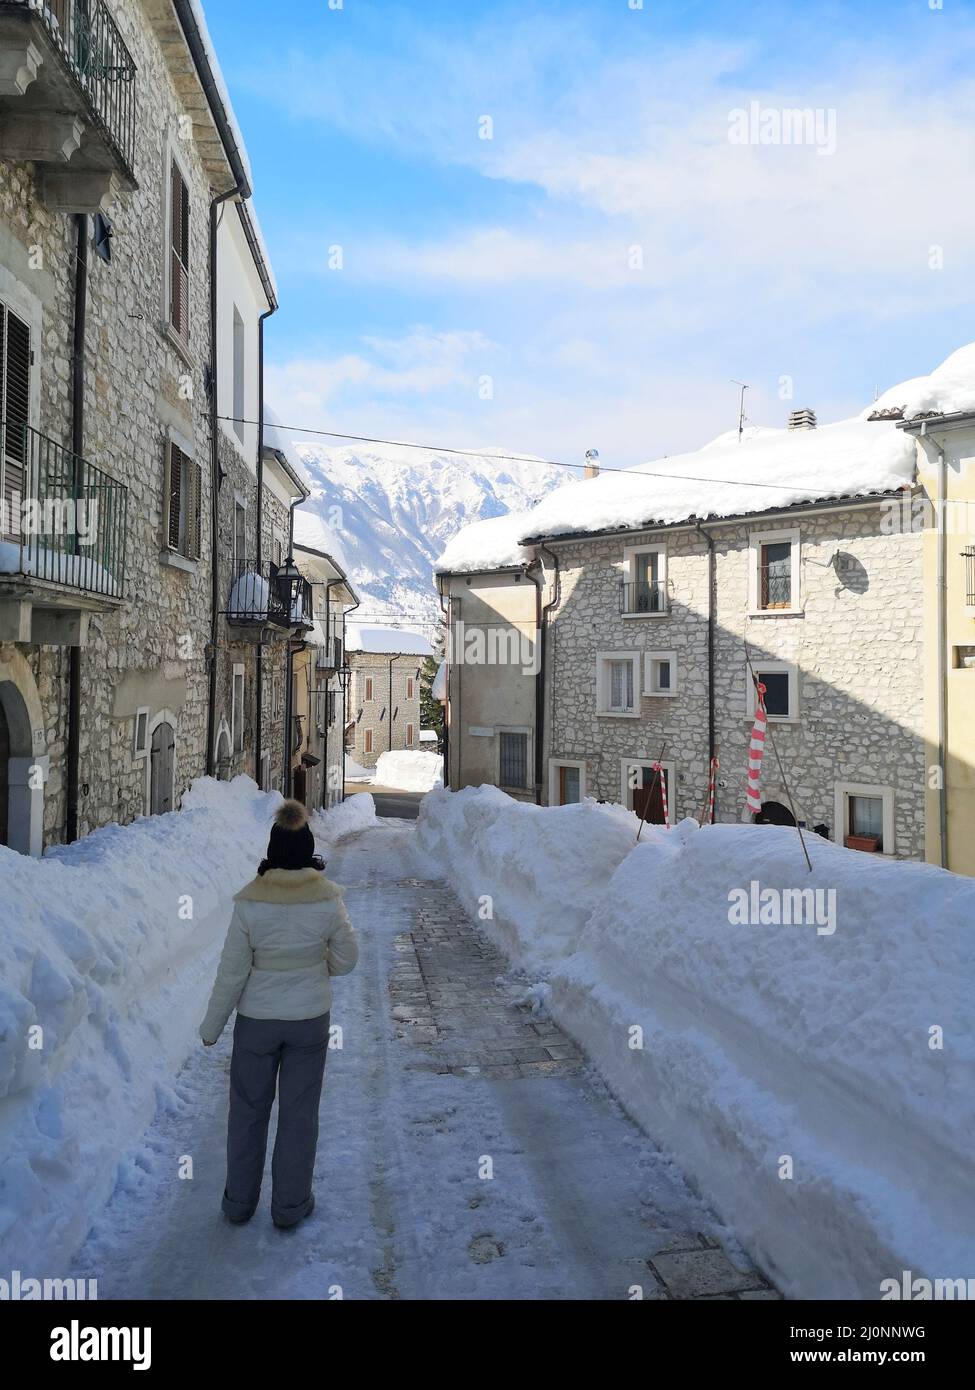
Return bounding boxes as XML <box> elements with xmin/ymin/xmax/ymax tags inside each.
<box><xmin>200</xmin><ymin>867</ymin><xmax>358</xmax><ymax>1043</ymax></box>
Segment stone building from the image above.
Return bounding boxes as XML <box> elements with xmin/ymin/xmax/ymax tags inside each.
<box><xmin>345</xmin><ymin>624</ymin><xmax>432</xmax><ymax>771</ymax></box>
<box><xmin>290</xmin><ymin>513</ymin><xmax>358</xmax><ymax>813</ymax></box>
<box><xmin>436</xmin><ymin>411</ymin><xmax>931</xmax><ymax>860</ymax></box>
<box><xmin>0</xmin><ymin>0</ymin><xmax>306</xmax><ymax>852</ymax></box>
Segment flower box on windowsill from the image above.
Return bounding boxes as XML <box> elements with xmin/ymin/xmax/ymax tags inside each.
<box><xmin>845</xmin><ymin>833</ymin><xmax>881</xmax><ymax>853</ymax></box>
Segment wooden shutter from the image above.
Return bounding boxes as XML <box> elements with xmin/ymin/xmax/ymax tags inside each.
<box><xmin>1</xmin><ymin>304</ymin><xmax>32</xmax><ymax>542</ymax></box>
<box><xmin>166</xmin><ymin>441</ymin><xmax>183</xmax><ymax>550</ymax></box>
<box><xmin>187</xmin><ymin>458</ymin><xmax>202</xmax><ymax>560</ymax></box>
<box><xmin>170</xmin><ymin>161</ymin><xmax>190</xmax><ymax>339</ymax></box>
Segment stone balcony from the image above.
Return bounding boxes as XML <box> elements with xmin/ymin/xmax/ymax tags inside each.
<box><xmin>0</xmin><ymin>0</ymin><xmax>137</xmax><ymax>212</ymax></box>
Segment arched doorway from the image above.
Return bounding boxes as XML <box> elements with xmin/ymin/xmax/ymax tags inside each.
<box><xmin>215</xmin><ymin>724</ymin><xmax>232</xmax><ymax>781</ymax></box>
<box><xmin>149</xmin><ymin>721</ymin><xmax>175</xmax><ymax>815</ymax></box>
<box><xmin>0</xmin><ymin>653</ymin><xmax>47</xmax><ymax>856</ymax></box>
<box><xmin>754</xmin><ymin>799</ymin><xmax>796</xmax><ymax>826</ymax></box>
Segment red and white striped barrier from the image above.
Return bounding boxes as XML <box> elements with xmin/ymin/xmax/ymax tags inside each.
<box><xmin>745</xmin><ymin>682</ymin><xmax>767</xmax><ymax>815</ymax></box>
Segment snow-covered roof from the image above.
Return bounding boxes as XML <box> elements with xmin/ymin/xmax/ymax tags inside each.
<box><xmin>863</xmin><ymin>342</ymin><xmax>975</xmax><ymax>421</ymax></box>
<box><xmin>435</xmin><ymin>510</ymin><xmax>538</xmax><ymax>574</ymax></box>
<box><xmin>292</xmin><ymin>507</ymin><xmax>348</xmax><ymax>573</ymax></box>
<box><xmin>346</xmin><ymin>624</ymin><xmax>434</xmax><ymax>657</ymax></box>
<box><xmin>263</xmin><ymin>404</ymin><xmax>311</xmax><ymax>495</ymax></box>
<box><xmin>522</xmin><ymin>416</ymin><xmax>915</xmax><ymax>542</ymax></box>
<box><xmin>435</xmin><ymin>344</ymin><xmax>975</xmax><ymax>573</ymax></box>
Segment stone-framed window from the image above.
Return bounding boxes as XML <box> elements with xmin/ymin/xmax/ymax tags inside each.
<box><xmin>364</xmin><ymin>676</ymin><xmax>374</xmax><ymax>701</ymax></box>
<box><xmin>133</xmin><ymin>707</ymin><xmax>150</xmax><ymax>759</ymax></box>
<box><xmin>364</xmin><ymin>727</ymin><xmax>373</xmax><ymax>754</ymax></box>
<box><xmin>621</xmin><ymin>542</ymin><xmax>668</xmax><ymax>616</ymax></box>
<box><xmin>645</xmin><ymin>650</ymin><xmax>677</xmax><ymax>696</ymax></box>
<box><xmin>232</xmin><ymin>663</ymin><xmax>245</xmax><ymax>753</ymax></box>
<box><xmin>748</xmin><ymin>527</ymin><xmax>801</xmax><ymax>614</ymax></box>
<box><xmin>549</xmin><ymin>758</ymin><xmax>587</xmax><ymax>805</ymax></box>
<box><xmin>162</xmin><ymin>434</ymin><xmax>202</xmax><ymax>563</ymax></box>
<box><xmin>167</xmin><ymin>155</ymin><xmax>191</xmax><ymax>344</ymax></box>
<box><xmin>746</xmin><ymin>661</ymin><xmax>799</xmax><ymax>722</ymax></box>
<box><xmin>596</xmin><ymin>651</ymin><xmax>641</xmax><ymax>716</ymax></box>
<box><xmin>835</xmin><ymin>781</ymin><xmax>895</xmax><ymax>855</ymax></box>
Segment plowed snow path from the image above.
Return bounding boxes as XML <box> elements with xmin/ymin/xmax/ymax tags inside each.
<box><xmin>72</xmin><ymin>820</ymin><xmax>774</xmax><ymax>1300</ymax></box>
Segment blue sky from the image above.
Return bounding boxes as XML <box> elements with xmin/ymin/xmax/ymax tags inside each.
<box><xmin>204</xmin><ymin>0</ymin><xmax>975</xmax><ymax>468</ymax></box>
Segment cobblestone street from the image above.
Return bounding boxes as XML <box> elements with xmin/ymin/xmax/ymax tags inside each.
<box><xmin>73</xmin><ymin>819</ymin><xmax>779</xmax><ymax>1301</ymax></box>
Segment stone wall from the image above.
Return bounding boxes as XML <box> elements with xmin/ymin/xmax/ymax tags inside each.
<box><xmin>543</xmin><ymin>502</ymin><xmax>926</xmax><ymax>857</ymax></box>
<box><xmin>0</xmin><ymin>0</ymin><xmax>247</xmax><ymax>843</ymax></box>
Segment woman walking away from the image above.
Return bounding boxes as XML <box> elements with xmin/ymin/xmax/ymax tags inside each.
<box><xmin>200</xmin><ymin>800</ymin><xmax>358</xmax><ymax>1229</ymax></box>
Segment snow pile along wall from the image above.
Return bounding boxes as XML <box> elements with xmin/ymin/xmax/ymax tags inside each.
<box><xmin>310</xmin><ymin>791</ymin><xmax>378</xmax><ymax>844</ymax></box>
<box><xmin>0</xmin><ymin>777</ymin><xmax>280</xmax><ymax>1275</ymax></box>
<box><xmin>374</xmin><ymin>750</ymin><xmax>444</xmax><ymax>793</ymax></box>
<box><xmin>417</xmin><ymin>789</ymin><xmax>975</xmax><ymax>1297</ymax></box>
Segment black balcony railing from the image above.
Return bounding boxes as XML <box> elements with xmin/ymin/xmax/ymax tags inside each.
<box><xmin>963</xmin><ymin>547</ymin><xmax>975</xmax><ymax>606</ymax></box>
<box><xmin>11</xmin><ymin>0</ymin><xmax>137</xmax><ymax>171</ymax></box>
<box><xmin>0</xmin><ymin>422</ymin><xmax>127</xmax><ymax>597</ymax></box>
<box><xmin>620</xmin><ymin>579</ymin><xmax>667</xmax><ymax>615</ymax></box>
<box><xmin>227</xmin><ymin>558</ymin><xmax>290</xmax><ymax>626</ymax></box>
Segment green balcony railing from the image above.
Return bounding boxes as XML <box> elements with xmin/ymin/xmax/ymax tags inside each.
<box><xmin>0</xmin><ymin>422</ymin><xmax>128</xmax><ymax>598</ymax></box>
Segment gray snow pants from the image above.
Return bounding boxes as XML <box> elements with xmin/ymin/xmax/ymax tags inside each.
<box><xmin>222</xmin><ymin>1011</ymin><xmax>330</xmax><ymax>1227</ymax></box>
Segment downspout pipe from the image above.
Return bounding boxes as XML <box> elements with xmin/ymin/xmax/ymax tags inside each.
<box><xmin>340</xmin><ymin>590</ymin><xmax>360</xmax><ymax>802</ymax></box>
<box><xmin>922</xmin><ymin>422</ymin><xmax>950</xmax><ymax>869</ymax></box>
<box><xmin>254</xmin><ymin>303</ymin><xmax>276</xmax><ymax>786</ymax></box>
<box><xmin>66</xmin><ymin>213</ymin><xmax>88</xmax><ymax>842</ymax></box>
<box><xmin>437</xmin><ymin>574</ymin><xmax>449</xmax><ymax>786</ymax></box>
<box><xmin>533</xmin><ymin>544</ymin><xmax>560</xmax><ymax>803</ymax></box>
<box><xmin>206</xmin><ymin>183</ymin><xmax>245</xmax><ymax>777</ymax></box>
<box><xmin>696</xmin><ymin>521</ymin><xmax>717</xmax><ymax>820</ymax></box>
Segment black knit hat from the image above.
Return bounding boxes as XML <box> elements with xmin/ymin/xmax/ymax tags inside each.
<box><xmin>263</xmin><ymin>800</ymin><xmax>316</xmax><ymax>872</ymax></box>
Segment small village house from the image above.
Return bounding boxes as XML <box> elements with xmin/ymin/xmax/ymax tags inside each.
<box><xmin>345</xmin><ymin>624</ymin><xmax>432</xmax><ymax>771</ymax></box>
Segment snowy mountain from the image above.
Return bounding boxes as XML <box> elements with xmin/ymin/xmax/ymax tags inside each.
<box><xmin>293</xmin><ymin>441</ymin><xmax>565</xmax><ymax>623</ymax></box>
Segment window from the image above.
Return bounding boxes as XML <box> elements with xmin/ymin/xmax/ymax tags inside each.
<box><xmin>364</xmin><ymin>676</ymin><xmax>374</xmax><ymax>701</ymax></box>
<box><xmin>550</xmin><ymin>759</ymin><xmax>586</xmax><ymax>805</ymax></box>
<box><xmin>407</xmin><ymin>677</ymin><xmax>414</xmax><ymax>699</ymax></box>
<box><xmin>1</xmin><ymin>299</ymin><xmax>32</xmax><ymax>543</ymax></box>
<box><xmin>622</xmin><ymin>544</ymin><xmax>667</xmax><ymax>616</ymax></box>
<box><xmin>133</xmin><ymin>707</ymin><xmax>149</xmax><ymax>758</ymax></box>
<box><xmin>645</xmin><ymin>651</ymin><xmax>677</xmax><ymax>696</ymax></box>
<box><xmin>232</xmin><ymin>664</ymin><xmax>245</xmax><ymax>753</ymax></box>
<box><xmin>596</xmin><ymin>652</ymin><xmax>640</xmax><ymax>716</ymax></box>
<box><xmin>232</xmin><ymin>306</ymin><xmax>245</xmax><ymax>441</ymax></box>
<box><xmin>234</xmin><ymin>499</ymin><xmax>246</xmax><ymax>565</ymax></box>
<box><xmin>164</xmin><ymin>440</ymin><xmax>202</xmax><ymax>560</ymax></box>
<box><xmin>499</xmin><ymin>731</ymin><xmax>529</xmax><ymax>789</ymax></box>
<box><xmin>272</xmin><ymin>534</ymin><xmax>283</xmax><ymax>567</ymax></box>
<box><xmin>746</xmin><ymin>663</ymin><xmax>798</xmax><ymax>722</ymax></box>
<box><xmin>169</xmin><ymin>159</ymin><xmax>190</xmax><ymax>341</ymax></box>
<box><xmin>835</xmin><ymin>782</ymin><xmax>895</xmax><ymax>855</ymax></box>
<box><xmin>364</xmin><ymin>728</ymin><xmax>373</xmax><ymax>754</ymax></box>
<box><xmin>749</xmin><ymin>529</ymin><xmax>800</xmax><ymax>614</ymax></box>
<box><xmin>406</xmin><ymin>723</ymin><xmax>414</xmax><ymax>746</ymax></box>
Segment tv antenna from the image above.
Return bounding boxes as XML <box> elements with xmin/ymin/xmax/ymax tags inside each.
<box><xmin>731</xmin><ymin>380</ymin><xmax>749</xmax><ymax>442</ymax></box>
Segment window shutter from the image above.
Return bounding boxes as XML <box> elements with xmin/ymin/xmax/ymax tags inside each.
<box><xmin>170</xmin><ymin>161</ymin><xmax>190</xmax><ymax>339</ymax></box>
<box><xmin>187</xmin><ymin>459</ymin><xmax>202</xmax><ymax>560</ymax></box>
<box><xmin>2</xmin><ymin>305</ymin><xmax>31</xmax><ymax>482</ymax></box>
<box><xmin>167</xmin><ymin>441</ymin><xmax>182</xmax><ymax>550</ymax></box>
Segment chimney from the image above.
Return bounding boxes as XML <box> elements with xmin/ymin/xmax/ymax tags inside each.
<box><xmin>787</xmin><ymin>408</ymin><xmax>817</xmax><ymax>431</ymax></box>
<box><xmin>584</xmin><ymin>448</ymin><xmax>600</xmax><ymax>480</ymax></box>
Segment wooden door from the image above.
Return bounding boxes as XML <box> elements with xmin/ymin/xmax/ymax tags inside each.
<box><xmin>293</xmin><ymin>765</ymin><xmax>307</xmax><ymax>805</ymax></box>
<box><xmin>632</xmin><ymin>767</ymin><xmax>666</xmax><ymax>824</ymax></box>
<box><xmin>149</xmin><ymin>721</ymin><xmax>175</xmax><ymax>815</ymax></box>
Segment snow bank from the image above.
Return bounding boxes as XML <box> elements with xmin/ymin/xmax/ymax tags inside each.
<box><xmin>374</xmin><ymin>750</ymin><xmax>443</xmax><ymax>793</ymax></box>
<box><xmin>417</xmin><ymin>786</ymin><xmax>637</xmax><ymax>969</ymax></box>
<box><xmin>0</xmin><ymin>777</ymin><xmax>278</xmax><ymax>1275</ymax></box>
<box><xmin>344</xmin><ymin>757</ymin><xmax>374</xmax><ymax>783</ymax></box>
<box><xmin>417</xmin><ymin>788</ymin><xmax>975</xmax><ymax>1297</ymax></box>
<box><xmin>310</xmin><ymin>791</ymin><xmax>378</xmax><ymax>845</ymax></box>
